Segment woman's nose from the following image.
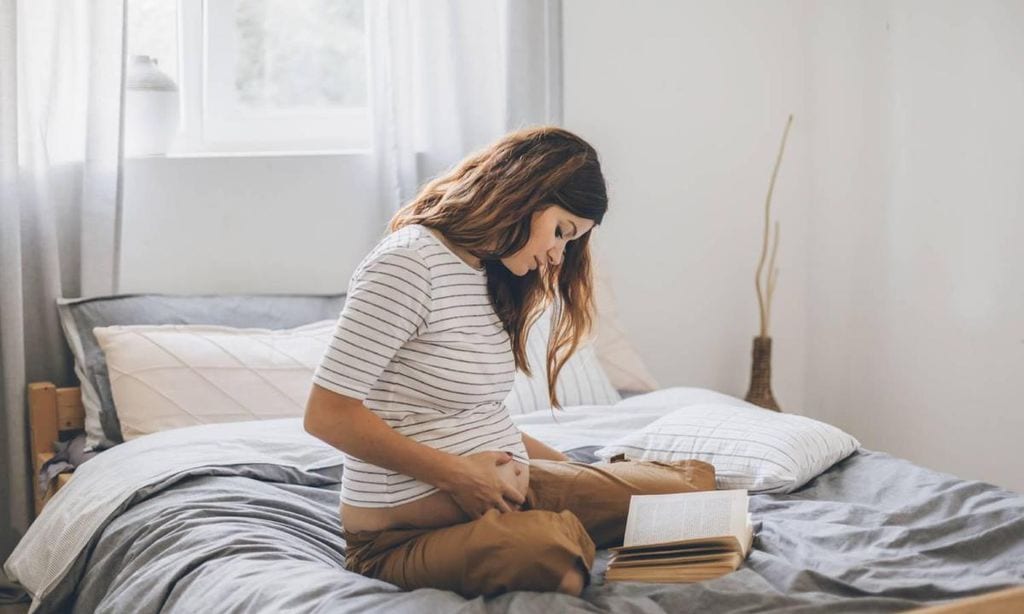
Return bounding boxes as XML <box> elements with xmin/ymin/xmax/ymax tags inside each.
<box><xmin>547</xmin><ymin>246</ymin><xmax>564</xmax><ymax>265</ymax></box>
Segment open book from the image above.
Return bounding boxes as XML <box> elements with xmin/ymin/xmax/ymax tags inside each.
<box><xmin>605</xmin><ymin>489</ymin><xmax>754</xmax><ymax>583</ymax></box>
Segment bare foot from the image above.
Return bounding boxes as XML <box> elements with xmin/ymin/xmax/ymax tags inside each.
<box><xmin>556</xmin><ymin>564</ymin><xmax>585</xmax><ymax>596</ymax></box>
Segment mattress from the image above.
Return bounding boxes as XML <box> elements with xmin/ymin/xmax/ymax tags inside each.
<box><xmin>5</xmin><ymin>397</ymin><xmax>1023</xmax><ymax>613</ymax></box>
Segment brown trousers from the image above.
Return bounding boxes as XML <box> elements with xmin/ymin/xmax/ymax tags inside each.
<box><xmin>342</xmin><ymin>458</ymin><xmax>716</xmax><ymax>598</ymax></box>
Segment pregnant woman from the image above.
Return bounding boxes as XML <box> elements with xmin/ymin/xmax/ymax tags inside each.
<box><xmin>304</xmin><ymin>126</ymin><xmax>715</xmax><ymax>598</ymax></box>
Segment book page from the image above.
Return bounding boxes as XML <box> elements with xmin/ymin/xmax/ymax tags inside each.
<box><xmin>613</xmin><ymin>534</ymin><xmax>743</xmax><ymax>556</ymax></box>
<box><xmin>613</xmin><ymin>544</ymin><xmax>733</xmax><ymax>560</ymax></box>
<box><xmin>611</xmin><ymin>552</ymin><xmax>737</xmax><ymax>568</ymax></box>
<box><xmin>623</xmin><ymin>489</ymin><xmax>748</xmax><ymax>548</ymax></box>
<box><xmin>606</xmin><ymin>553</ymin><xmax>743</xmax><ymax>581</ymax></box>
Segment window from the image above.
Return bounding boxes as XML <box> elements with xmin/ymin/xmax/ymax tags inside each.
<box><xmin>129</xmin><ymin>0</ymin><xmax>370</xmax><ymax>155</ymax></box>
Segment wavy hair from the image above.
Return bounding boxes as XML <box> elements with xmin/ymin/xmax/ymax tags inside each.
<box><xmin>388</xmin><ymin>125</ymin><xmax>608</xmax><ymax>409</ymax></box>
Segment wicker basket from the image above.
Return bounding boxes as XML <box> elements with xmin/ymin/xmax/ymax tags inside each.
<box><xmin>744</xmin><ymin>335</ymin><xmax>781</xmax><ymax>411</ymax></box>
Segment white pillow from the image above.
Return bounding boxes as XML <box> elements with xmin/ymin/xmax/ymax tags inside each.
<box><xmin>594</xmin><ymin>403</ymin><xmax>861</xmax><ymax>493</ymax></box>
<box><xmin>591</xmin><ymin>262</ymin><xmax>660</xmax><ymax>393</ymax></box>
<box><xmin>504</xmin><ymin>306</ymin><xmax>621</xmax><ymax>415</ymax></box>
<box><xmin>93</xmin><ymin>320</ymin><xmax>335</xmax><ymax>440</ymax></box>
<box><xmin>614</xmin><ymin>386</ymin><xmax>759</xmax><ymax>410</ymax></box>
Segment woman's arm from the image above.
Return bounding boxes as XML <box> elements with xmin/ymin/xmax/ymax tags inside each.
<box><xmin>521</xmin><ymin>432</ymin><xmax>569</xmax><ymax>461</ymax></box>
<box><xmin>305</xmin><ymin>384</ymin><xmax>457</xmax><ymax>488</ymax></box>
<box><xmin>304</xmin><ymin>384</ymin><xmax>525</xmax><ymax>517</ymax></box>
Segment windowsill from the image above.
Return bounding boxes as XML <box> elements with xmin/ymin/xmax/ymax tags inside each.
<box><xmin>124</xmin><ymin>148</ymin><xmax>372</xmax><ymax>160</ymax></box>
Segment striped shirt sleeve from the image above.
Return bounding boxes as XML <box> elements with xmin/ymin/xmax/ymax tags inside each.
<box><xmin>313</xmin><ymin>247</ymin><xmax>432</xmax><ymax>400</ymax></box>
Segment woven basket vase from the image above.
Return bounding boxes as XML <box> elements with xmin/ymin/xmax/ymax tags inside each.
<box><xmin>744</xmin><ymin>335</ymin><xmax>781</xmax><ymax>411</ymax></box>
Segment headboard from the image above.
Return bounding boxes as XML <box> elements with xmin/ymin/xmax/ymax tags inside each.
<box><xmin>27</xmin><ymin>382</ymin><xmax>85</xmax><ymax>515</ymax></box>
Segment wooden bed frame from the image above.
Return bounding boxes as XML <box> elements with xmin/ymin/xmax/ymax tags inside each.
<box><xmin>27</xmin><ymin>382</ymin><xmax>85</xmax><ymax>516</ymax></box>
<box><xmin>24</xmin><ymin>381</ymin><xmax>1023</xmax><ymax>612</ymax></box>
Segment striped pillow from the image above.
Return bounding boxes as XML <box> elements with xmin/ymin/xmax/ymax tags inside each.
<box><xmin>594</xmin><ymin>403</ymin><xmax>861</xmax><ymax>493</ymax></box>
<box><xmin>504</xmin><ymin>307</ymin><xmax>621</xmax><ymax>414</ymax></box>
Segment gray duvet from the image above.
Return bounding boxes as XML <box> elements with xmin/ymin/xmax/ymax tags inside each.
<box><xmin>7</xmin><ymin>420</ymin><xmax>1024</xmax><ymax>613</ymax></box>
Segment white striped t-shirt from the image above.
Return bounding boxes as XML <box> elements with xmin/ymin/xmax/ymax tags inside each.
<box><xmin>313</xmin><ymin>223</ymin><xmax>528</xmax><ymax>508</ymax></box>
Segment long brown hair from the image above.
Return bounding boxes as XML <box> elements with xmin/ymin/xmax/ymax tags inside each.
<box><xmin>388</xmin><ymin>125</ymin><xmax>608</xmax><ymax>409</ymax></box>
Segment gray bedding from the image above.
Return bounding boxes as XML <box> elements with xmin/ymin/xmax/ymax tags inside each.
<box><xmin>7</xmin><ymin>417</ymin><xmax>1023</xmax><ymax>613</ymax></box>
<box><xmin>36</xmin><ymin>454</ymin><xmax>1024</xmax><ymax>612</ymax></box>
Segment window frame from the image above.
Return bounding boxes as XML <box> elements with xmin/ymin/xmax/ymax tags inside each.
<box><xmin>173</xmin><ymin>0</ymin><xmax>371</xmax><ymax>156</ymax></box>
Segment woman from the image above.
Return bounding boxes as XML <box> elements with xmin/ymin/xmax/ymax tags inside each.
<box><xmin>304</xmin><ymin>126</ymin><xmax>715</xmax><ymax>598</ymax></box>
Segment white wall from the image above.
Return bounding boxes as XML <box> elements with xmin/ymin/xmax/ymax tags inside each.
<box><xmin>562</xmin><ymin>0</ymin><xmax>812</xmax><ymax>415</ymax></box>
<box><xmin>120</xmin><ymin>153</ymin><xmax>380</xmax><ymax>294</ymax></box>
<box><xmin>564</xmin><ymin>0</ymin><xmax>1023</xmax><ymax>493</ymax></box>
<box><xmin>118</xmin><ymin>0</ymin><xmax>1023</xmax><ymax>492</ymax></box>
<box><xmin>802</xmin><ymin>0</ymin><xmax>1024</xmax><ymax>492</ymax></box>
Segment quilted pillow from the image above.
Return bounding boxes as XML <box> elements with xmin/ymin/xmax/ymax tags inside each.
<box><xmin>591</xmin><ymin>262</ymin><xmax>660</xmax><ymax>394</ymax></box>
<box><xmin>57</xmin><ymin>293</ymin><xmax>346</xmax><ymax>450</ymax></box>
<box><xmin>594</xmin><ymin>403</ymin><xmax>861</xmax><ymax>493</ymax></box>
<box><xmin>92</xmin><ymin>320</ymin><xmax>335</xmax><ymax>440</ymax></box>
<box><xmin>503</xmin><ymin>306</ymin><xmax>621</xmax><ymax>415</ymax></box>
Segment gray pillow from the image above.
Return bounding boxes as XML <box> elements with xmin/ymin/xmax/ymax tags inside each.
<box><xmin>57</xmin><ymin>293</ymin><xmax>346</xmax><ymax>451</ymax></box>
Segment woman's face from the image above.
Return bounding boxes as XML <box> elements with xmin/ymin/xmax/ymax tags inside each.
<box><xmin>501</xmin><ymin>205</ymin><xmax>596</xmax><ymax>277</ymax></box>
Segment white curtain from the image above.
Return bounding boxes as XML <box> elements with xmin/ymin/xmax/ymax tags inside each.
<box><xmin>366</xmin><ymin>0</ymin><xmax>563</xmax><ymax>232</ymax></box>
<box><xmin>0</xmin><ymin>0</ymin><xmax>125</xmax><ymax>587</ymax></box>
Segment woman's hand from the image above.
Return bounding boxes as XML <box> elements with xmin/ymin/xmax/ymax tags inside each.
<box><xmin>442</xmin><ymin>451</ymin><xmax>526</xmax><ymax>520</ymax></box>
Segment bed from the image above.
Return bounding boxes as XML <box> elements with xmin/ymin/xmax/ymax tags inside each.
<box><xmin>7</xmin><ymin>381</ymin><xmax>1024</xmax><ymax>614</ymax></box>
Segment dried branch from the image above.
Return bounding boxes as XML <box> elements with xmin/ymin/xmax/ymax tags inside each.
<box><xmin>766</xmin><ymin>222</ymin><xmax>780</xmax><ymax>330</ymax></box>
<box><xmin>755</xmin><ymin>114</ymin><xmax>793</xmax><ymax>338</ymax></box>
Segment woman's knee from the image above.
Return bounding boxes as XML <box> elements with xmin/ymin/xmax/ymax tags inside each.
<box><xmin>493</xmin><ymin>510</ymin><xmax>592</xmax><ymax>567</ymax></box>
<box><xmin>653</xmin><ymin>458</ymin><xmax>717</xmax><ymax>491</ymax></box>
<box><xmin>466</xmin><ymin>510</ymin><xmax>594</xmax><ymax>595</ymax></box>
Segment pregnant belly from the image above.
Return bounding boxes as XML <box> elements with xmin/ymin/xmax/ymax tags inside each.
<box><xmin>343</xmin><ymin>459</ymin><xmax>530</xmax><ymax>533</ymax></box>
